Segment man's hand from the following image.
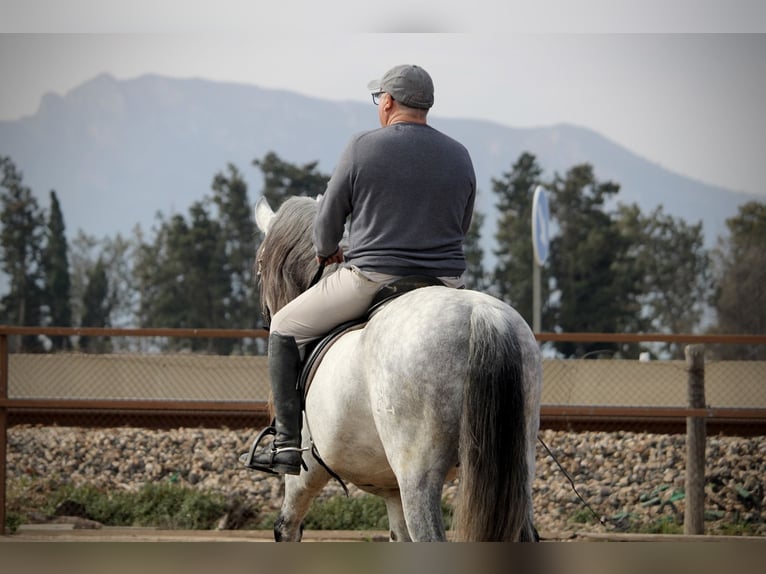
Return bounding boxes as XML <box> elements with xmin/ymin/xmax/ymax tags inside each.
<box><xmin>318</xmin><ymin>246</ymin><xmax>344</xmax><ymax>265</ymax></box>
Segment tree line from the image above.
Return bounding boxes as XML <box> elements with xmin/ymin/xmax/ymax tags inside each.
<box><xmin>1</xmin><ymin>152</ymin><xmax>764</xmax><ymax>358</ymax></box>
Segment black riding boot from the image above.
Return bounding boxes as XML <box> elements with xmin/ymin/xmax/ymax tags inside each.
<box><xmin>241</xmin><ymin>333</ymin><xmax>304</xmax><ymax>475</ymax></box>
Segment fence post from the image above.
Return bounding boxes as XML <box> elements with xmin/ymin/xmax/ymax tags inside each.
<box><xmin>684</xmin><ymin>344</ymin><xmax>706</xmax><ymax>535</ymax></box>
<box><xmin>1</xmin><ymin>333</ymin><xmax>7</xmax><ymax>535</ymax></box>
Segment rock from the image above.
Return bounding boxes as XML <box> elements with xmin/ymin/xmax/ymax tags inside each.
<box><xmin>53</xmin><ymin>516</ymin><xmax>103</xmax><ymax>529</ymax></box>
<box><xmin>6</xmin><ymin>426</ymin><xmax>765</xmax><ymax>536</ymax></box>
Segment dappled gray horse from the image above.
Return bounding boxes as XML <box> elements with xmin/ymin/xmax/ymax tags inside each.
<box><xmin>251</xmin><ymin>196</ymin><xmax>542</xmax><ymax>541</ymax></box>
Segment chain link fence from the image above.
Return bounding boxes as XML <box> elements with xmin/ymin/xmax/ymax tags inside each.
<box><xmin>1</xmin><ymin>327</ymin><xmax>765</xmax><ymax>537</ymax></box>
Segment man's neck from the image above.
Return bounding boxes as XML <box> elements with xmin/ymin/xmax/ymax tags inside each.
<box><xmin>385</xmin><ymin>110</ymin><xmax>427</xmax><ymax>126</ymax></box>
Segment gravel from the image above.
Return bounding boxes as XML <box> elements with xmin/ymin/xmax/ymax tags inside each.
<box><xmin>7</xmin><ymin>425</ymin><xmax>765</xmax><ymax>537</ymax></box>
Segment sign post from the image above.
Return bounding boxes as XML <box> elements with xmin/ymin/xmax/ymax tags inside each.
<box><xmin>531</xmin><ymin>185</ymin><xmax>549</xmax><ymax>333</ymax></box>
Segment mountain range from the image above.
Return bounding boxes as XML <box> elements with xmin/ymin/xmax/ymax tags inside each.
<box><xmin>0</xmin><ymin>73</ymin><xmax>759</xmax><ymax>265</ymax></box>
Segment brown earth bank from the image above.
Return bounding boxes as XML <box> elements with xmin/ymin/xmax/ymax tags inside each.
<box><xmin>5</xmin><ymin>426</ymin><xmax>765</xmax><ymax>537</ymax></box>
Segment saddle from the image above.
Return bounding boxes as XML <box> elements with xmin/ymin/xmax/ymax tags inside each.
<box><xmin>288</xmin><ymin>275</ymin><xmax>445</xmax><ymax>493</ymax></box>
<box><xmin>296</xmin><ymin>275</ymin><xmax>445</xmax><ymax>398</ymax></box>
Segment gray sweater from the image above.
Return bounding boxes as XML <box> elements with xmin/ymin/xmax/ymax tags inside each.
<box><xmin>313</xmin><ymin>122</ymin><xmax>476</xmax><ymax>277</ymax></box>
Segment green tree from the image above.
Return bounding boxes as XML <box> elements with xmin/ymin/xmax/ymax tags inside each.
<box><xmin>101</xmin><ymin>232</ymin><xmax>138</xmax><ymax>329</ymax></box>
<box><xmin>548</xmin><ymin>164</ymin><xmax>641</xmax><ymax>357</ymax></box>
<box><xmin>70</xmin><ymin>232</ymin><xmax>102</xmax><ymax>329</ymax></box>
<box><xmin>136</xmin><ymin>201</ymin><xmax>231</xmax><ymax>353</ymax></box>
<box><xmin>133</xmin><ymin>222</ymin><xmax>169</xmax><ymax>328</ymax></box>
<box><xmin>43</xmin><ymin>190</ymin><xmax>73</xmax><ymax>349</ymax></box>
<box><xmin>184</xmin><ymin>202</ymin><xmax>230</xmax><ymax>352</ymax></box>
<box><xmin>70</xmin><ymin>231</ymin><xmax>137</xmax><ymax>341</ymax></box>
<box><xmin>616</xmin><ymin>204</ymin><xmax>710</xmax><ymax>357</ymax></box>
<box><xmin>463</xmin><ymin>209</ymin><xmax>488</xmax><ymax>291</ymax></box>
<box><xmin>79</xmin><ymin>258</ymin><xmax>112</xmax><ymax>353</ymax></box>
<box><xmin>137</xmin><ymin>214</ymin><xmax>188</xmax><ymax>332</ymax></box>
<box><xmin>491</xmin><ymin>152</ymin><xmax>547</xmax><ymax>325</ymax></box>
<box><xmin>252</xmin><ymin>151</ymin><xmax>330</xmax><ymax>208</ymax></box>
<box><xmin>710</xmin><ymin>201</ymin><xmax>766</xmax><ymax>358</ymax></box>
<box><xmin>0</xmin><ymin>156</ymin><xmax>46</xmax><ymax>351</ymax></box>
<box><xmin>136</xmin><ymin>214</ymin><xmax>185</xmax><ymax>331</ymax></box>
<box><xmin>211</xmin><ymin>164</ymin><xmax>259</xmax><ymax>340</ymax></box>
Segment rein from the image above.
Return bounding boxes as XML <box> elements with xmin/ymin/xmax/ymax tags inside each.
<box><xmin>537</xmin><ymin>435</ymin><xmax>608</xmax><ymax>530</ymax></box>
<box><xmin>308</xmin><ymin>259</ymin><xmax>327</xmax><ymax>289</ymax></box>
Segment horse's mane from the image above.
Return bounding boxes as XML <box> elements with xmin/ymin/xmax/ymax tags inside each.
<box><xmin>257</xmin><ymin>196</ymin><xmax>325</xmax><ymax>318</ymax></box>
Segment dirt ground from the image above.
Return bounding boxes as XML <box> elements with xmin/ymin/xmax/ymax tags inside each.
<box><xmin>3</xmin><ymin>524</ymin><xmax>766</xmax><ymax>543</ymax></box>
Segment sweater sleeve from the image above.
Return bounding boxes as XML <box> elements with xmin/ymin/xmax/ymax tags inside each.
<box><xmin>313</xmin><ymin>139</ymin><xmax>354</xmax><ymax>257</ymax></box>
<box><xmin>462</xmin><ymin>163</ymin><xmax>477</xmax><ymax>234</ymax></box>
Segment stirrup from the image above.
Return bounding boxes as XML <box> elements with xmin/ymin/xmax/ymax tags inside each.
<box><xmin>239</xmin><ymin>426</ymin><xmax>308</xmax><ymax>475</ymax></box>
<box><xmin>239</xmin><ymin>426</ymin><xmax>277</xmax><ymax>472</ymax></box>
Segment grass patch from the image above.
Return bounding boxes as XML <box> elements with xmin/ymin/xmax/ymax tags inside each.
<box><xmin>304</xmin><ymin>495</ymin><xmax>389</xmax><ymax>530</ymax></box>
<box><xmin>301</xmin><ymin>494</ymin><xmax>454</xmax><ymax>531</ymax></box>
<box><xmin>7</xmin><ymin>479</ymin><xmax>457</xmax><ymax>533</ymax></box>
<box><xmin>713</xmin><ymin>521</ymin><xmax>762</xmax><ymax>536</ymax></box>
<box><xmin>8</xmin><ymin>479</ymin><xmax>231</xmax><ymax>530</ymax></box>
<box><xmin>5</xmin><ymin>512</ymin><xmax>23</xmax><ymax>534</ymax></box>
<box><xmin>570</xmin><ymin>507</ymin><xmax>599</xmax><ymax>525</ymax></box>
<box><xmin>636</xmin><ymin>515</ymin><xmax>683</xmax><ymax>535</ymax></box>
<box><xmin>53</xmin><ymin>482</ymin><xmax>229</xmax><ymax>529</ymax></box>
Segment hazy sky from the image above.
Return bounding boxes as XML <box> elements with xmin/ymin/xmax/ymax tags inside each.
<box><xmin>1</xmin><ymin>1</ymin><xmax>765</xmax><ymax>196</ymax></box>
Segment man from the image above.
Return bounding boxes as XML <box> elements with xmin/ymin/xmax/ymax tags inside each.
<box><xmin>244</xmin><ymin>64</ymin><xmax>476</xmax><ymax>475</ymax></box>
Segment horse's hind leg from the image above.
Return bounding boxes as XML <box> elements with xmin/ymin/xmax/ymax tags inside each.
<box><xmin>381</xmin><ymin>489</ymin><xmax>411</xmax><ymax>542</ymax></box>
<box><xmin>274</xmin><ymin>466</ymin><xmax>330</xmax><ymax>542</ymax></box>
<box><xmin>397</xmin><ymin>471</ymin><xmax>448</xmax><ymax>542</ymax></box>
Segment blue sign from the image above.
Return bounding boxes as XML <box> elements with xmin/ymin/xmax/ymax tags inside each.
<box><xmin>532</xmin><ymin>185</ymin><xmax>549</xmax><ymax>266</ymax></box>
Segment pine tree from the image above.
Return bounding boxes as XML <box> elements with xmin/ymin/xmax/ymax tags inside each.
<box><xmin>0</xmin><ymin>156</ymin><xmax>46</xmax><ymax>351</ymax></box>
<box><xmin>43</xmin><ymin>190</ymin><xmax>73</xmax><ymax>349</ymax></box>
<box><xmin>211</xmin><ymin>163</ymin><xmax>259</xmax><ymax>341</ymax></box>
<box><xmin>185</xmin><ymin>201</ymin><xmax>230</xmax><ymax>353</ymax></box>
<box><xmin>138</xmin><ymin>213</ymin><xmax>192</xmax><ymax>332</ymax></box>
<box><xmin>252</xmin><ymin>151</ymin><xmax>330</xmax><ymax>208</ymax></box>
<box><xmin>710</xmin><ymin>201</ymin><xmax>766</xmax><ymax>358</ymax></box>
<box><xmin>136</xmin><ymin>201</ymin><xmax>231</xmax><ymax>352</ymax></box>
<box><xmin>79</xmin><ymin>258</ymin><xmax>112</xmax><ymax>353</ymax></box>
<box><xmin>548</xmin><ymin>164</ymin><xmax>638</xmax><ymax>357</ymax></box>
<box><xmin>463</xmin><ymin>210</ymin><xmax>488</xmax><ymax>291</ymax></box>
<box><xmin>491</xmin><ymin>152</ymin><xmax>546</xmax><ymax>325</ymax></box>
<box><xmin>616</xmin><ymin>203</ymin><xmax>710</xmax><ymax>357</ymax></box>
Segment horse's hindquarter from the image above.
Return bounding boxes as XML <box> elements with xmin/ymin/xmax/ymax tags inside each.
<box><xmin>365</xmin><ymin>287</ymin><xmax>541</xmax><ymax>472</ymax></box>
<box><xmin>303</xmin><ymin>287</ymin><xmax>540</xmax><ymax>493</ymax></box>
<box><xmin>364</xmin><ymin>287</ymin><xmax>471</xmax><ymax>427</ymax></box>
<box><xmin>316</xmin><ymin>289</ymin><xmax>476</xmax><ymax>476</ymax></box>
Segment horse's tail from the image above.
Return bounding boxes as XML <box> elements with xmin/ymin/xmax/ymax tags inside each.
<box><xmin>453</xmin><ymin>304</ymin><xmax>535</xmax><ymax>541</ymax></box>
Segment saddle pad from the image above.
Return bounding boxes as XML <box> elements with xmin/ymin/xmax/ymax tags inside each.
<box><xmin>298</xmin><ymin>321</ymin><xmax>366</xmax><ymax>400</ymax></box>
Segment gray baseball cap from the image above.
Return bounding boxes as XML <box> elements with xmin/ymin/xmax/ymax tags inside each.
<box><xmin>367</xmin><ymin>64</ymin><xmax>434</xmax><ymax>110</ymax></box>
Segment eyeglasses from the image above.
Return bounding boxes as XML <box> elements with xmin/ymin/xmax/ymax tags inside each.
<box><xmin>371</xmin><ymin>91</ymin><xmax>385</xmax><ymax>105</ymax></box>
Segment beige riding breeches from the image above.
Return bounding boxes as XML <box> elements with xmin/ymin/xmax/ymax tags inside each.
<box><xmin>269</xmin><ymin>266</ymin><xmax>464</xmax><ymax>348</ymax></box>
